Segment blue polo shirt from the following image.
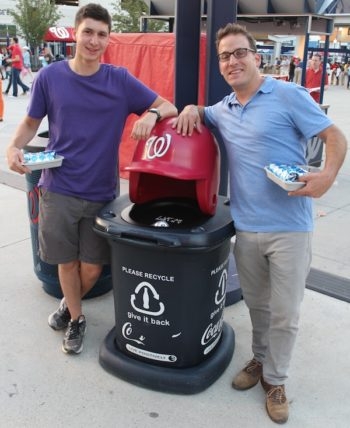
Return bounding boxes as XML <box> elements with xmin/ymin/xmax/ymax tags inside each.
<box><xmin>204</xmin><ymin>76</ymin><xmax>333</xmax><ymax>232</ymax></box>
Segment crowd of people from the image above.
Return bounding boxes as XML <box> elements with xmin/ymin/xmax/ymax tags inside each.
<box><xmin>329</xmin><ymin>60</ymin><xmax>350</xmax><ymax>88</ymax></box>
<box><xmin>262</xmin><ymin>53</ymin><xmax>350</xmax><ymax>90</ymax></box>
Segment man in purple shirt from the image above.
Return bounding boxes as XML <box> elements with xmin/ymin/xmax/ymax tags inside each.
<box><xmin>6</xmin><ymin>3</ymin><xmax>177</xmax><ymax>355</ymax></box>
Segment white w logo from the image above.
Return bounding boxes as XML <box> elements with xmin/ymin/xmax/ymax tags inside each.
<box><xmin>49</xmin><ymin>27</ymin><xmax>70</xmax><ymax>39</ymax></box>
<box><xmin>146</xmin><ymin>134</ymin><xmax>171</xmax><ymax>159</ymax></box>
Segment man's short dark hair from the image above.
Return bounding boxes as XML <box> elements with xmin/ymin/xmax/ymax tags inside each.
<box><xmin>75</xmin><ymin>3</ymin><xmax>112</xmax><ymax>33</ymax></box>
<box><xmin>216</xmin><ymin>23</ymin><xmax>257</xmax><ymax>52</ymax></box>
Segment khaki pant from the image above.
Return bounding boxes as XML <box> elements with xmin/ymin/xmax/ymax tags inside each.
<box><xmin>234</xmin><ymin>231</ymin><xmax>312</xmax><ymax>385</ymax></box>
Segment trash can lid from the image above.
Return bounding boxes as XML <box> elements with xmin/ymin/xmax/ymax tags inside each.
<box><xmin>125</xmin><ymin>119</ymin><xmax>220</xmax><ymax>215</ymax></box>
<box><xmin>94</xmin><ymin>194</ymin><xmax>235</xmax><ymax>248</ymax></box>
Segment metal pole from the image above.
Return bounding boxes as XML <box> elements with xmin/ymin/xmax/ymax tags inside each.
<box><xmin>320</xmin><ymin>34</ymin><xmax>330</xmax><ymax>105</ymax></box>
<box><xmin>174</xmin><ymin>0</ymin><xmax>202</xmax><ymax>111</ymax></box>
<box><xmin>319</xmin><ymin>18</ymin><xmax>333</xmax><ymax>105</ymax></box>
<box><xmin>301</xmin><ymin>32</ymin><xmax>310</xmax><ymax>87</ymax></box>
<box><xmin>205</xmin><ymin>0</ymin><xmax>237</xmax><ymax>196</ymax></box>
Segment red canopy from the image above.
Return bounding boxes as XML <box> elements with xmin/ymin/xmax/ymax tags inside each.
<box><xmin>44</xmin><ymin>27</ymin><xmax>75</xmax><ymax>42</ymax></box>
<box><xmin>101</xmin><ymin>33</ymin><xmax>207</xmax><ymax>178</ymax></box>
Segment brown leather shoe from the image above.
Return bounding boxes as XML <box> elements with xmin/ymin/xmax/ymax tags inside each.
<box><xmin>232</xmin><ymin>359</ymin><xmax>263</xmax><ymax>390</ymax></box>
<box><xmin>261</xmin><ymin>378</ymin><xmax>289</xmax><ymax>424</ymax></box>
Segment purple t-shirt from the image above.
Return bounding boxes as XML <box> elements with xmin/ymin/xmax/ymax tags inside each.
<box><xmin>28</xmin><ymin>61</ymin><xmax>157</xmax><ymax>201</ymax></box>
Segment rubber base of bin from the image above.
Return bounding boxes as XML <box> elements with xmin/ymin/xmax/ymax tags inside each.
<box><xmin>99</xmin><ymin>322</ymin><xmax>235</xmax><ymax>395</ymax></box>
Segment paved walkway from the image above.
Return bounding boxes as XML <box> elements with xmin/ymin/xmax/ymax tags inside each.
<box><xmin>0</xmin><ymin>82</ymin><xmax>349</xmax><ymax>427</ymax></box>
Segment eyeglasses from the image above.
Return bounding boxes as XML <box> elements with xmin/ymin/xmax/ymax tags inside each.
<box><xmin>217</xmin><ymin>48</ymin><xmax>256</xmax><ymax>62</ymax></box>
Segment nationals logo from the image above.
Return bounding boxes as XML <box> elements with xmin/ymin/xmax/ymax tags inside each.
<box><xmin>49</xmin><ymin>27</ymin><xmax>71</xmax><ymax>39</ymax></box>
<box><xmin>145</xmin><ymin>134</ymin><xmax>171</xmax><ymax>159</ymax></box>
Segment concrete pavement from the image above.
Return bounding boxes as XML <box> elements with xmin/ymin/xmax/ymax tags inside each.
<box><xmin>0</xmin><ymin>82</ymin><xmax>349</xmax><ymax>428</ymax></box>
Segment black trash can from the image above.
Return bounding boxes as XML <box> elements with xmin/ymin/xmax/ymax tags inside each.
<box><xmin>94</xmin><ymin>194</ymin><xmax>235</xmax><ymax>394</ymax></box>
<box><xmin>94</xmin><ymin>120</ymin><xmax>237</xmax><ymax>394</ymax></box>
<box><xmin>24</xmin><ymin>132</ymin><xmax>112</xmax><ymax>299</ymax></box>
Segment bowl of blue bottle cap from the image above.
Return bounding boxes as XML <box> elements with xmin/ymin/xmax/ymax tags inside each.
<box><xmin>264</xmin><ymin>163</ymin><xmax>308</xmax><ymax>191</ymax></box>
<box><xmin>22</xmin><ymin>150</ymin><xmax>64</xmax><ymax>171</ymax></box>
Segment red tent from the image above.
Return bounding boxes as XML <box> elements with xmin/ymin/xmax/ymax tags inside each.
<box><xmin>101</xmin><ymin>32</ymin><xmax>207</xmax><ymax>178</ymax></box>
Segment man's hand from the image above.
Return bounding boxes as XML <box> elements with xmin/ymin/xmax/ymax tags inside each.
<box><xmin>130</xmin><ymin>113</ymin><xmax>158</xmax><ymax>141</ymax></box>
<box><xmin>288</xmin><ymin>169</ymin><xmax>338</xmax><ymax>198</ymax></box>
<box><xmin>6</xmin><ymin>146</ymin><xmax>31</xmax><ymax>175</ymax></box>
<box><xmin>173</xmin><ymin>105</ymin><xmax>203</xmax><ymax>136</ymax></box>
<box><xmin>130</xmin><ymin>98</ymin><xmax>178</xmax><ymax>141</ymax></box>
<box><xmin>291</xmin><ymin>124</ymin><xmax>347</xmax><ymax>198</ymax></box>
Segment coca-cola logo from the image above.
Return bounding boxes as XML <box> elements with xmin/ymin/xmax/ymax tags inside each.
<box><xmin>201</xmin><ymin>317</ymin><xmax>224</xmax><ymax>346</ymax></box>
<box><xmin>122</xmin><ymin>322</ymin><xmax>145</xmax><ymax>346</ymax></box>
<box><xmin>145</xmin><ymin>134</ymin><xmax>171</xmax><ymax>159</ymax></box>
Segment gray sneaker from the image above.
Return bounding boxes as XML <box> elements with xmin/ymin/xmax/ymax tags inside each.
<box><xmin>48</xmin><ymin>298</ymin><xmax>71</xmax><ymax>330</ymax></box>
<box><xmin>62</xmin><ymin>315</ymin><xmax>87</xmax><ymax>354</ymax></box>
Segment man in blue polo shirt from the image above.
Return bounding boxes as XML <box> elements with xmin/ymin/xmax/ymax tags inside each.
<box><xmin>174</xmin><ymin>23</ymin><xmax>347</xmax><ymax>424</ymax></box>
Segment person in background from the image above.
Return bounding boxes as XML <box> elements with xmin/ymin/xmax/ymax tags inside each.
<box><xmin>279</xmin><ymin>55</ymin><xmax>289</xmax><ymax>76</ymax></box>
<box><xmin>0</xmin><ymin>80</ymin><xmax>3</xmax><ymax>121</ymax></box>
<box><xmin>20</xmin><ymin>46</ymin><xmax>34</xmax><ymax>83</ymax></box>
<box><xmin>38</xmin><ymin>55</ymin><xmax>49</xmax><ymax>68</ymax></box>
<box><xmin>346</xmin><ymin>62</ymin><xmax>350</xmax><ymax>89</ymax></box>
<box><xmin>0</xmin><ymin>49</ymin><xmax>5</xmax><ymax>80</ymax></box>
<box><xmin>42</xmin><ymin>43</ymin><xmax>54</xmax><ymax>64</ymax></box>
<box><xmin>6</xmin><ymin>3</ymin><xmax>177</xmax><ymax>356</ymax></box>
<box><xmin>174</xmin><ymin>23</ymin><xmax>347</xmax><ymax>424</ymax></box>
<box><xmin>2</xmin><ymin>48</ymin><xmax>13</xmax><ymax>94</ymax></box>
<box><xmin>288</xmin><ymin>57</ymin><xmax>296</xmax><ymax>82</ymax></box>
<box><xmin>273</xmin><ymin>56</ymin><xmax>281</xmax><ymax>74</ymax></box>
<box><xmin>330</xmin><ymin>61</ymin><xmax>339</xmax><ymax>85</ymax></box>
<box><xmin>6</xmin><ymin>37</ymin><xmax>30</xmax><ymax>97</ymax></box>
<box><xmin>293</xmin><ymin>57</ymin><xmax>302</xmax><ymax>84</ymax></box>
<box><xmin>305</xmin><ymin>53</ymin><xmax>329</xmax><ymax>103</ymax></box>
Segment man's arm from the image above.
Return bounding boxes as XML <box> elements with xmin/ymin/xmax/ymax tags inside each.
<box><xmin>6</xmin><ymin>116</ymin><xmax>42</xmax><ymax>174</ymax></box>
<box><xmin>291</xmin><ymin>124</ymin><xmax>348</xmax><ymax>198</ymax></box>
<box><xmin>319</xmin><ymin>124</ymin><xmax>348</xmax><ymax>180</ymax></box>
<box><xmin>130</xmin><ymin>96</ymin><xmax>178</xmax><ymax>141</ymax></box>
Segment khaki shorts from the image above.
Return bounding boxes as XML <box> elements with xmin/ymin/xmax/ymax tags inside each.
<box><xmin>39</xmin><ymin>189</ymin><xmax>110</xmax><ymax>265</ymax></box>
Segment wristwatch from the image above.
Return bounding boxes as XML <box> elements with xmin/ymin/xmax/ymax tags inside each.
<box><xmin>148</xmin><ymin>108</ymin><xmax>161</xmax><ymax>122</ymax></box>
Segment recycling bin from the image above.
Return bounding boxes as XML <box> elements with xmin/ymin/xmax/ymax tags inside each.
<box><xmin>24</xmin><ymin>131</ymin><xmax>112</xmax><ymax>299</ymax></box>
<box><xmin>94</xmin><ymin>119</ymin><xmax>236</xmax><ymax>394</ymax></box>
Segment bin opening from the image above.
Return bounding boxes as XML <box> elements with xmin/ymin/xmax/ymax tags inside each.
<box><xmin>121</xmin><ymin>197</ymin><xmax>210</xmax><ymax>228</ymax></box>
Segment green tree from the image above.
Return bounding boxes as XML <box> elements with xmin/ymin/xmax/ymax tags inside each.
<box><xmin>9</xmin><ymin>0</ymin><xmax>62</xmax><ymax>50</ymax></box>
<box><xmin>111</xmin><ymin>0</ymin><xmax>167</xmax><ymax>33</ymax></box>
